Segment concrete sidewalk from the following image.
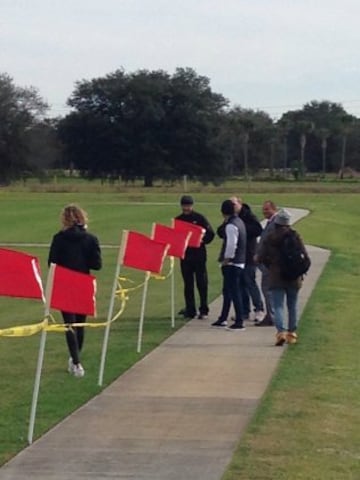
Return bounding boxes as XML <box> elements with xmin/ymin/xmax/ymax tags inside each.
<box><xmin>1</xmin><ymin>209</ymin><xmax>330</xmax><ymax>480</ymax></box>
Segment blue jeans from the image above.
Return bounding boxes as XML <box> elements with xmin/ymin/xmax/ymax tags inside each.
<box><xmin>271</xmin><ymin>287</ymin><xmax>298</xmax><ymax>333</ymax></box>
<box><xmin>243</xmin><ymin>264</ymin><xmax>264</xmax><ymax>314</ymax></box>
<box><xmin>219</xmin><ymin>265</ymin><xmax>245</xmax><ymax>325</ymax></box>
<box><xmin>260</xmin><ymin>266</ymin><xmax>274</xmax><ymax>322</ymax></box>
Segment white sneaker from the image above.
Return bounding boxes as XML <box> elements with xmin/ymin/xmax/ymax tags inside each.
<box><xmin>254</xmin><ymin>311</ymin><xmax>265</xmax><ymax>324</ymax></box>
<box><xmin>73</xmin><ymin>363</ymin><xmax>85</xmax><ymax>378</ymax></box>
<box><xmin>67</xmin><ymin>357</ymin><xmax>74</xmax><ymax>374</ymax></box>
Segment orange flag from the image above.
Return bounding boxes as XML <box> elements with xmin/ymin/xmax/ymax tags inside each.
<box><xmin>173</xmin><ymin>219</ymin><xmax>205</xmax><ymax>248</ymax></box>
<box><xmin>152</xmin><ymin>224</ymin><xmax>190</xmax><ymax>259</ymax></box>
<box><xmin>120</xmin><ymin>231</ymin><xmax>169</xmax><ymax>274</ymax></box>
<box><xmin>0</xmin><ymin>248</ymin><xmax>44</xmax><ymax>300</ymax></box>
<box><xmin>50</xmin><ymin>265</ymin><xmax>97</xmax><ymax>316</ymax></box>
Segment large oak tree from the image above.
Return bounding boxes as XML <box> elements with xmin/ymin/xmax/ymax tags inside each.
<box><xmin>58</xmin><ymin>68</ymin><xmax>228</xmax><ymax>186</ymax></box>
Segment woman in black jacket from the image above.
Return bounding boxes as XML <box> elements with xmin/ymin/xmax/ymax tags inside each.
<box><xmin>48</xmin><ymin>204</ymin><xmax>102</xmax><ymax>378</ymax></box>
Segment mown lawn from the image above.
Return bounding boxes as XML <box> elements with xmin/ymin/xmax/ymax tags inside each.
<box><xmin>0</xmin><ymin>187</ymin><xmax>359</xmax><ymax>479</ymax></box>
<box><xmin>222</xmin><ymin>193</ymin><xmax>360</xmax><ymax>480</ymax></box>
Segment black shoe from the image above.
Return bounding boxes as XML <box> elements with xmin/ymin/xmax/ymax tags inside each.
<box><xmin>255</xmin><ymin>318</ymin><xmax>274</xmax><ymax>327</ymax></box>
<box><xmin>178</xmin><ymin>308</ymin><xmax>186</xmax><ymax>315</ymax></box>
<box><xmin>226</xmin><ymin>323</ymin><xmax>246</xmax><ymax>331</ymax></box>
<box><xmin>211</xmin><ymin>319</ymin><xmax>227</xmax><ymax>327</ymax></box>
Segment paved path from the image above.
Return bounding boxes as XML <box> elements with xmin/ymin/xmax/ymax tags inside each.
<box><xmin>1</xmin><ymin>209</ymin><xmax>330</xmax><ymax>480</ymax></box>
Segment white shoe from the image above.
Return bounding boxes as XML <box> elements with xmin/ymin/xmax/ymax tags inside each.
<box><xmin>67</xmin><ymin>357</ymin><xmax>74</xmax><ymax>374</ymax></box>
<box><xmin>73</xmin><ymin>363</ymin><xmax>85</xmax><ymax>378</ymax></box>
<box><xmin>254</xmin><ymin>311</ymin><xmax>265</xmax><ymax>324</ymax></box>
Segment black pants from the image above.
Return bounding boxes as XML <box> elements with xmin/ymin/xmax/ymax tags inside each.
<box><xmin>180</xmin><ymin>258</ymin><xmax>209</xmax><ymax>317</ymax></box>
<box><xmin>219</xmin><ymin>265</ymin><xmax>245</xmax><ymax>325</ymax></box>
<box><xmin>62</xmin><ymin>312</ymin><xmax>86</xmax><ymax>365</ymax></box>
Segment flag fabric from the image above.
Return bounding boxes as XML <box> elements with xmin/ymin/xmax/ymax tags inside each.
<box><xmin>50</xmin><ymin>264</ymin><xmax>97</xmax><ymax>316</ymax></box>
<box><xmin>152</xmin><ymin>224</ymin><xmax>190</xmax><ymax>259</ymax></box>
<box><xmin>121</xmin><ymin>231</ymin><xmax>169</xmax><ymax>274</ymax></box>
<box><xmin>0</xmin><ymin>248</ymin><xmax>44</xmax><ymax>300</ymax></box>
<box><xmin>173</xmin><ymin>219</ymin><xmax>205</xmax><ymax>248</ymax></box>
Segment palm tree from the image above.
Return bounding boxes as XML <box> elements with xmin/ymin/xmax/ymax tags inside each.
<box><xmin>242</xmin><ymin>131</ymin><xmax>250</xmax><ymax>180</ymax></box>
<box><xmin>319</xmin><ymin>128</ymin><xmax>330</xmax><ymax>177</ymax></box>
<box><xmin>296</xmin><ymin>121</ymin><xmax>314</xmax><ymax>178</ymax></box>
<box><xmin>276</xmin><ymin>119</ymin><xmax>291</xmax><ymax>178</ymax></box>
<box><xmin>339</xmin><ymin>115</ymin><xmax>354</xmax><ymax>179</ymax></box>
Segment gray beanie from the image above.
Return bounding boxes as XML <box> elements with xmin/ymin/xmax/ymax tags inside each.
<box><xmin>275</xmin><ymin>209</ymin><xmax>291</xmax><ymax>226</ymax></box>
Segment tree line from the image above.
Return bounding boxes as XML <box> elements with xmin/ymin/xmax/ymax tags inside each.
<box><xmin>1</xmin><ymin>69</ymin><xmax>360</xmax><ymax>186</ymax></box>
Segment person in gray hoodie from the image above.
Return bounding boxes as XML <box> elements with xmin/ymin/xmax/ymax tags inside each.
<box><xmin>211</xmin><ymin>200</ymin><xmax>247</xmax><ymax>331</ymax></box>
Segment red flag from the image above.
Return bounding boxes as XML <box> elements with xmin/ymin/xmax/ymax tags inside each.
<box><xmin>0</xmin><ymin>248</ymin><xmax>44</xmax><ymax>300</ymax></box>
<box><xmin>173</xmin><ymin>219</ymin><xmax>205</xmax><ymax>248</ymax></box>
<box><xmin>50</xmin><ymin>265</ymin><xmax>97</xmax><ymax>316</ymax></box>
<box><xmin>152</xmin><ymin>224</ymin><xmax>190</xmax><ymax>259</ymax></box>
<box><xmin>121</xmin><ymin>231</ymin><xmax>169</xmax><ymax>273</ymax></box>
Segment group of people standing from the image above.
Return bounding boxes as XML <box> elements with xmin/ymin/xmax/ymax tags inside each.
<box><xmin>176</xmin><ymin>195</ymin><xmax>310</xmax><ymax>346</ymax></box>
<box><xmin>48</xmin><ymin>197</ymin><xmax>309</xmax><ymax>379</ymax></box>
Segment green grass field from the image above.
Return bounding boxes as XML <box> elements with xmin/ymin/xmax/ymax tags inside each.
<box><xmin>0</xmin><ymin>184</ymin><xmax>359</xmax><ymax>478</ymax></box>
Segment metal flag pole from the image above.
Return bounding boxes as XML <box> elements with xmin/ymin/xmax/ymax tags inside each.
<box><xmin>28</xmin><ymin>263</ymin><xmax>55</xmax><ymax>444</ymax></box>
<box><xmin>137</xmin><ymin>271</ymin><xmax>151</xmax><ymax>353</ymax></box>
<box><xmin>98</xmin><ymin>232</ymin><xmax>127</xmax><ymax>386</ymax></box>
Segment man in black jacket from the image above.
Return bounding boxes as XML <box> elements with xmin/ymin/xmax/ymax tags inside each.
<box><xmin>176</xmin><ymin>195</ymin><xmax>214</xmax><ymax>319</ymax></box>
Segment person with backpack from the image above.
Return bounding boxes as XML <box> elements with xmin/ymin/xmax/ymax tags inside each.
<box><xmin>257</xmin><ymin>209</ymin><xmax>310</xmax><ymax>346</ymax></box>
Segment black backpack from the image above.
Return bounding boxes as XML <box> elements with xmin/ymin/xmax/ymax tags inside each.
<box><xmin>279</xmin><ymin>229</ymin><xmax>311</xmax><ymax>281</ymax></box>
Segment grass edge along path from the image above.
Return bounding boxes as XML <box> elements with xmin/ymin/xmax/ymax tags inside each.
<box><xmin>222</xmin><ymin>201</ymin><xmax>360</xmax><ymax>480</ymax></box>
<box><xmin>0</xmin><ymin>190</ymin><xmax>359</xmax><ymax>478</ymax></box>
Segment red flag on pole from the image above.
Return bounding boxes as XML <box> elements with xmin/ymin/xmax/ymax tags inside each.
<box><xmin>172</xmin><ymin>219</ymin><xmax>205</xmax><ymax>248</ymax></box>
<box><xmin>152</xmin><ymin>224</ymin><xmax>190</xmax><ymax>259</ymax></box>
<box><xmin>50</xmin><ymin>264</ymin><xmax>97</xmax><ymax>316</ymax></box>
<box><xmin>120</xmin><ymin>231</ymin><xmax>169</xmax><ymax>273</ymax></box>
<box><xmin>0</xmin><ymin>248</ymin><xmax>44</xmax><ymax>300</ymax></box>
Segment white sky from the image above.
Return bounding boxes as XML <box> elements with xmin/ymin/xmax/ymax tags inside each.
<box><xmin>1</xmin><ymin>0</ymin><xmax>360</xmax><ymax>119</ymax></box>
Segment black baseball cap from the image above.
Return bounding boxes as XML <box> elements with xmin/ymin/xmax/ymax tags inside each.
<box><xmin>180</xmin><ymin>195</ymin><xmax>194</xmax><ymax>205</ymax></box>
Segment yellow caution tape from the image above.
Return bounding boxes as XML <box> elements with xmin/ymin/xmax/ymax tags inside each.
<box><xmin>0</xmin><ymin>260</ymin><xmax>175</xmax><ymax>337</ymax></box>
<box><xmin>0</xmin><ymin>319</ymin><xmax>48</xmax><ymax>337</ymax></box>
<box><xmin>150</xmin><ymin>256</ymin><xmax>174</xmax><ymax>280</ymax></box>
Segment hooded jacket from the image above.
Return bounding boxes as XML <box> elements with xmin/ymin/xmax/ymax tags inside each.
<box><xmin>257</xmin><ymin>225</ymin><xmax>304</xmax><ymax>289</ymax></box>
<box><xmin>48</xmin><ymin>225</ymin><xmax>102</xmax><ymax>274</ymax></box>
<box><xmin>217</xmin><ymin>203</ymin><xmax>262</xmax><ymax>265</ymax></box>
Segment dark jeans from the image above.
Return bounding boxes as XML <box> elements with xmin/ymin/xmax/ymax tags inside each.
<box><xmin>62</xmin><ymin>312</ymin><xmax>86</xmax><ymax>365</ymax></box>
<box><xmin>180</xmin><ymin>258</ymin><xmax>209</xmax><ymax>317</ymax></box>
<box><xmin>219</xmin><ymin>265</ymin><xmax>245</xmax><ymax>325</ymax></box>
<box><xmin>242</xmin><ymin>264</ymin><xmax>264</xmax><ymax>316</ymax></box>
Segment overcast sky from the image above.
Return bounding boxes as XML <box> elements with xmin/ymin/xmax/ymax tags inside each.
<box><xmin>2</xmin><ymin>0</ymin><xmax>360</xmax><ymax>118</ymax></box>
